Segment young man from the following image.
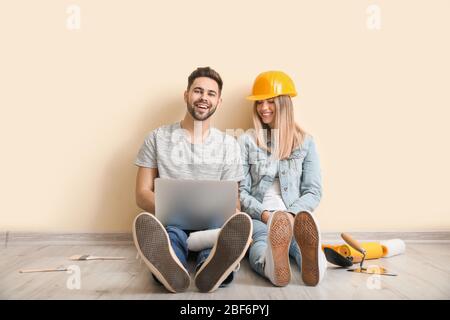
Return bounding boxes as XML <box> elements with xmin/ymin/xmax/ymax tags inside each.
<box><xmin>133</xmin><ymin>67</ymin><xmax>252</xmax><ymax>293</ymax></box>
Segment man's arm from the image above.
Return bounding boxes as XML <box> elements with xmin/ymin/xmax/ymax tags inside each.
<box><xmin>135</xmin><ymin>167</ymin><xmax>159</xmax><ymax>214</ymax></box>
<box><xmin>235</xmin><ymin>182</ymin><xmax>241</xmax><ymax>213</ymax></box>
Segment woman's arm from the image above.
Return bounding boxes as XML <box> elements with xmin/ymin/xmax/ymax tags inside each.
<box><xmin>238</xmin><ymin>135</ymin><xmax>266</xmax><ymax>220</ymax></box>
<box><xmin>286</xmin><ymin>138</ymin><xmax>323</xmax><ymax>215</ymax></box>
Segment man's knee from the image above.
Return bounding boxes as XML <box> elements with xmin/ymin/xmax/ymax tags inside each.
<box><xmin>166</xmin><ymin>226</ymin><xmax>188</xmax><ymax>243</ymax></box>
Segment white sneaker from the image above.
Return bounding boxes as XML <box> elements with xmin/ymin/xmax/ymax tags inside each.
<box><xmin>132</xmin><ymin>212</ymin><xmax>191</xmax><ymax>293</ymax></box>
<box><xmin>194</xmin><ymin>213</ymin><xmax>252</xmax><ymax>293</ymax></box>
<box><xmin>318</xmin><ymin>247</ymin><xmax>327</xmax><ymax>281</ymax></box>
<box><xmin>293</xmin><ymin>211</ymin><xmax>327</xmax><ymax>286</ymax></box>
<box><xmin>263</xmin><ymin>211</ymin><xmax>293</xmax><ymax>287</ymax></box>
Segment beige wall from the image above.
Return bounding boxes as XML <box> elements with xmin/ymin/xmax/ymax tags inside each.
<box><xmin>1</xmin><ymin>0</ymin><xmax>449</xmax><ymax>232</ymax></box>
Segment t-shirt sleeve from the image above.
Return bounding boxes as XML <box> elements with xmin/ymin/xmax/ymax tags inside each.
<box><xmin>221</xmin><ymin>136</ymin><xmax>245</xmax><ymax>181</ymax></box>
<box><xmin>135</xmin><ymin>131</ymin><xmax>158</xmax><ymax>168</ymax></box>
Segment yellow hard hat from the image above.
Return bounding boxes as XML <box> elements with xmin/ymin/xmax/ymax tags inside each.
<box><xmin>247</xmin><ymin>71</ymin><xmax>297</xmax><ymax>101</ymax></box>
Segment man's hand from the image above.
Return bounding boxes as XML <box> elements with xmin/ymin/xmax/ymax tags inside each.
<box><xmin>135</xmin><ymin>167</ymin><xmax>158</xmax><ymax>213</ymax></box>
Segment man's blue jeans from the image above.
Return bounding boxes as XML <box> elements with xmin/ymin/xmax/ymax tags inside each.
<box><xmin>152</xmin><ymin>225</ymin><xmax>234</xmax><ymax>286</ymax></box>
<box><xmin>166</xmin><ymin>226</ymin><xmax>211</xmax><ymax>271</ymax></box>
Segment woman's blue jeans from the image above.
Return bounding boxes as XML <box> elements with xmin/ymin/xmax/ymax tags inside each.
<box><xmin>249</xmin><ymin>219</ymin><xmax>302</xmax><ymax>279</ymax></box>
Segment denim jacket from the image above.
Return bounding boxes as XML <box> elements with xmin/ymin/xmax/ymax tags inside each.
<box><xmin>238</xmin><ymin>132</ymin><xmax>322</xmax><ymax>221</ymax></box>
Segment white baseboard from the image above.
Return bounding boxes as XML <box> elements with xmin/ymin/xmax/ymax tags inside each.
<box><xmin>2</xmin><ymin>231</ymin><xmax>450</xmax><ymax>247</ymax></box>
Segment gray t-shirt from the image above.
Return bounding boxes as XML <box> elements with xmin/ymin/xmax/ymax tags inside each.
<box><xmin>135</xmin><ymin>122</ymin><xmax>244</xmax><ymax>181</ymax></box>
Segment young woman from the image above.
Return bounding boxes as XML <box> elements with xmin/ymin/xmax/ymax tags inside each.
<box><xmin>238</xmin><ymin>71</ymin><xmax>327</xmax><ymax>286</ymax></box>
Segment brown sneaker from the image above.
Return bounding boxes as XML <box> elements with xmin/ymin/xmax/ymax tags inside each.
<box><xmin>264</xmin><ymin>211</ymin><xmax>293</xmax><ymax>286</ymax></box>
<box><xmin>132</xmin><ymin>212</ymin><xmax>190</xmax><ymax>293</ymax></box>
<box><xmin>294</xmin><ymin>211</ymin><xmax>327</xmax><ymax>286</ymax></box>
<box><xmin>194</xmin><ymin>213</ymin><xmax>252</xmax><ymax>293</ymax></box>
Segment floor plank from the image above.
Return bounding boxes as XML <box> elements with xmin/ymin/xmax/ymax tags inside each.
<box><xmin>1</xmin><ymin>242</ymin><xmax>449</xmax><ymax>299</ymax></box>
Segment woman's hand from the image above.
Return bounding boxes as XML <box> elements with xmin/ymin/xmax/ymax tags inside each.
<box><xmin>262</xmin><ymin>210</ymin><xmax>295</xmax><ymax>227</ymax></box>
<box><xmin>286</xmin><ymin>212</ymin><xmax>295</xmax><ymax>227</ymax></box>
<box><xmin>261</xmin><ymin>211</ymin><xmax>271</xmax><ymax>224</ymax></box>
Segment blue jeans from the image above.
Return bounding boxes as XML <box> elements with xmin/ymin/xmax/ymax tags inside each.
<box><xmin>249</xmin><ymin>219</ymin><xmax>302</xmax><ymax>278</ymax></box>
<box><xmin>166</xmin><ymin>226</ymin><xmax>211</xmax><ymax>270</ymax></box>
<box><xmin>152</xmin><ymin>225</ymin><xmax>234</xmax><ymax>287</ymax></box>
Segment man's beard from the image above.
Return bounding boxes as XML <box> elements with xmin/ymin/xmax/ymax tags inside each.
<box><xmin>187</xmin><ymin>101</ymin><xmax>217</xmax><ymax>121</ymax></box>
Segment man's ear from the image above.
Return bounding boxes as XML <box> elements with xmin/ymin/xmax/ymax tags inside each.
<box><xmin>184</xmin><ymin>90</ymin><xmax>188</xmax><ymax>103</ymax></box>
<box><xmin>217</xmin><ymin>97</ymin><xmax>223</xmax><ymax>108</ymax></box>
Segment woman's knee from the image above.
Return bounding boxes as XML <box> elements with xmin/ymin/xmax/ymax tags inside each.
<box><xmin>252</xmin><ymin>219</ymin><xmax>268</xmax><ymax>241</ymax></box>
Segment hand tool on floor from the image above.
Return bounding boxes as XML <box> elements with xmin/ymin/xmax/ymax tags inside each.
<box><xmin>323</xmin><ymin>247</ymin><xmax>353</xmax><ymax>268</ymax></box>
<box><xmin>19</xmin><ymin>266</ymin><xmax>68</xmax><ymax>273</ymax></box>
<box><xmin>322</xmin><ymin>244</ymin><xmax>362</xmax><ymax>267</ymax></box>
<box><xmin>69</xmin><ymin>254</ymin><xmax>126</xmax><ymax>261</ymax></box>
<box><xmin>338</xmin><ymin>241</ymin><xmax>384</xmax><ymax>260</ymax></box>
<box><xmin>341</xmin><ymin>233</ymin><xmax>397</xmax><ymax>276</ymax></box>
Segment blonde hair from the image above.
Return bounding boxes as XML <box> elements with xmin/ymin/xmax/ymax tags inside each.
<box><xmin>252</xmin><ymin>95</ymin><xmax>306</xmax><ymax>160</ymax></box>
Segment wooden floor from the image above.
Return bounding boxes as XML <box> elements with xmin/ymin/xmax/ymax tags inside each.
<box><xmin>1</xmin><ymin>241</ymin><xmax>449</xmax><ymax>299</ymax></box>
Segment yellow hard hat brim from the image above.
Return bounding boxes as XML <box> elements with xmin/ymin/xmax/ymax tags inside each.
<box><xmin>246</xmin><ymin>92</ymin><xmax>297</xmax><ymax>101</ymax></box>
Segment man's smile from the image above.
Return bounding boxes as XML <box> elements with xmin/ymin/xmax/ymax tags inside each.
<box><xmin>195</xmin><ymin>102</ymin><xmax>210</xmax><ymax>110</ymax></box>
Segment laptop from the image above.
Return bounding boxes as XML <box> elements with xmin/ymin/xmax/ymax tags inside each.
<box><xmin>154</xmin><ymin>178</ymin><xmax>238</xmax><ymax>231</ymax></box>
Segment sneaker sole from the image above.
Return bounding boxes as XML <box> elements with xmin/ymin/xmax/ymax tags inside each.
<box><xmin>194</xmin><ymin>213</ymin><xmax>252</xmax><ymax>293</ymax></box>
<box><xmin>267</xmin><ymin>211</ymin><xmax>292</xmax><ymax>286</ymax></box>
<box><xmin>132</xmin><ymin>213</ymin><xmax>190</xmax><ymax>293</ymax></box>
<box><xmin>294</xmin><ymin>211</ymin><xmax>320</xmax><ymax>286</ymax></box>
